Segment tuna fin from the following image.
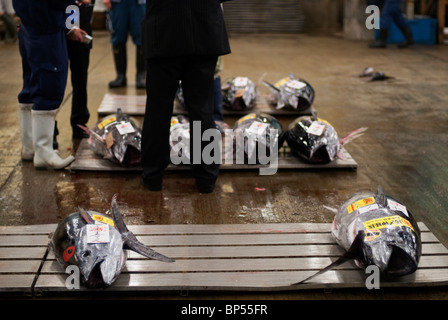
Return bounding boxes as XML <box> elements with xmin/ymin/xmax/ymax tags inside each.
<box><xmin>291</xmin><ymin>231</ymin><xmax>365</xmax><ymax>285</ymax></box>
<box><xmin>323</xmin><ymin>205</ymin><xmax>338</xmax><ymax>214</ymax></box>
<box><xmin>110</xmin><ymin>194</ymin><xmax>175</xmax><ymax>263</ymax></box>
<box><xmin>78</xmin><ymin>207</ymin><xmax>95</xmax><ymax>224</ymax></box>
<box><xmin>336</xmin><ymin>151</ymin><xmax>347</xmax><ymax>161</ymax></box>
<box><xmin>375</xmin><ymin>186</ymin><xmax>387</xmax><ymax>207</ymax></box>
<box><xmin>262</xmin><ymin>80</ymin><xmax>281</xmax><ymax>92</ymax></box>
<box><xmin>77</xmin><ymin>124</ymin><xmax>106</xmax><ymax>144</ymax></box>
<box><xmin>339</xmin><ymin>127</ymin><xmax>368</xmax><ymax>146</ymax></box>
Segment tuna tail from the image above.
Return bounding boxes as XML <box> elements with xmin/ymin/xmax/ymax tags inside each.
<box><xmin>323</xmin><ymin>205</ymin><xmax>338</xmax><ymax>214</ymax></box>
<box><xmin>77</xmin><ymin>124</ymin><xmax>106</xmax><ymax>144</ymax></box>
<box><xmin>262</xmin><ymin>80</ymin><xmax>281</xmax><ymax>92</ymax></box>
<box><xmin>375</xmin><ymin>185</ymin><xmax>387</xmax><ymax>207</ymax></box>
<box><xmin>291</xmin><ymin>231</ymin><xmax>366</xmax><ymax>285</ymax></box>
<box><xmin>339</xmin><ymin>127</ymin><xmax>368</xmax><ymax>146</ymax></box>
<box><xmin>110</xmin><ymin>194</ymin><xmax>175</xmax><ymax>263</ymax></box>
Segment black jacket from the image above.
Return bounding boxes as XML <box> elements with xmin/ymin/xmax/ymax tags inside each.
<box><xmin>142</xmin><ymin>0</ymin><xmax>231</xmax><ymax>58</ymax></box>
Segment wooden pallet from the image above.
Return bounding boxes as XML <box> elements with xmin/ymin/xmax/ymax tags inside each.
<box><xmin>1</xmin><ymin>223</ymin><xmax>447</xmax><ymax>295</ymax></box>
<box><xmin>69</xmin><ymin>139</ymin><xmax>358</xmax><ymax>172</ymax></box>
<box><xmin>96</xmin><ymin>93</ymin><xmax>314</xmax><ymax>118</ymax></box>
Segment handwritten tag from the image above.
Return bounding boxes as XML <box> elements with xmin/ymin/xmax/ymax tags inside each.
<box><xmin>86</xmin><ymin>224</ymin><xmax>110</xmax><ymax>244</ymax></box>
<box><xmin>116</xmin><ymin>122</ymin><xmax>135</xmax><ymax>135</ymax></box>
<box><xmin>307</xmin><ymin>121</ymin><xmax>325</xmax><ymax>136</ymax></box>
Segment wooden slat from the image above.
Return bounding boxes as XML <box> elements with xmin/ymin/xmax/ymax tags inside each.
<box><xmin>0</xmin><ymin>222</ymin><xmax>447</xmax><ymax>294</ymax></box>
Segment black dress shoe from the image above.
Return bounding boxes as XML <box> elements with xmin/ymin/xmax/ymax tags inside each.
<box><xmin>197</xmin><ymin>184</ymin><xmax>214</xmax><ymax>194</ymax></box>
<box><xmin>140</xmin><ymin>177</ymin><xmax>162</xmax><ymax>191</ymax></box>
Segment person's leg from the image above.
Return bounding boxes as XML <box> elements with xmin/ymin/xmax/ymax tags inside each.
<box><xmin>141</xmin><ymin>57</ymin><xmax>181</xmax><ymax>190</ymax></box>
<box><xmin>68</xmin><ymin>40</ymin><xmax>90</xmax><ymax>138</ymax></box>
<box><xmin>370</xmin><ymin>0</ymin><xmax>392</xmax><ymax>48</ymax></box>
<box><xmin>27</xmin><ymin>30</ymin><xmax>74</xmax><ymax>169</ymax></box>
<box><xmin>213</xmin><ymin>76</ymin><xmax>224</xmax><ymax>122</ymax></box>
<box><xmin>129</xmin><ymin>0</ymin><xmax>146</xmax><ymax>88</ymax></box>
<box><xmin>388</xmin><ymin>1</ymin><xmax>414</xmax><ymax>48</ymax></box>
<box><xmin>17</xmin><ymin>27</ymin><xmax>34</xmax><ymax>161</ymax></box>
<box><xmin>108</xmin><ymin>1</ymin><xmax>129</xmax><ymax>88</ymax></box>
<box><xmin>181</xmin><ymin>55</ymin><xmax>219</xmax><ymax>193</ymax></box>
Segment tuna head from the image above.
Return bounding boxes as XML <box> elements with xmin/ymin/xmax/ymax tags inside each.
<box><xmin>75</xmin><ymin>224</ymin><xmax>126</xmax><ymax>289</ymax></box>
<box><xmin>358</xmin><ymin>209</ymin><xmax>421</xmax><ymax>277</ymax></box>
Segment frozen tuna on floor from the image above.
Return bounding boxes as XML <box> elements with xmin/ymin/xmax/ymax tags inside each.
<box><xmin>222</xmin><ymin>76</ymin><xmax>257</xmax><ymax>111</ymax></box>
<box><xmin>169</xmin><ymin>115</ymin><xmax>231</xmax><ymax>165</ymax></box>
<box><xmin>229</xmin><ymin>112</ymin><xmax>285</xmax><ymax>165</ymax></box>
<box><xmin>263</xmin><ymin>74</ymin><xmax>314</xmax><ymax>111</ymax></box>
<box><xmin>293</xmin><ymin>186</ymin><xmax>422</xmax><ymax>285</ymax></box>
<box><xmin>284</xmin><ymin>114</ymin><xmax>367</xmax><ymax>164</ymax></box>
<box><xmin>50</xmin><ymin>194</ymin><xmax>174</xmax><ymax>289</ymax></box>
<box><xmin>79</xmin><ymin>108</ymin><xmax>142</xmax><ymax>167</ymax></box>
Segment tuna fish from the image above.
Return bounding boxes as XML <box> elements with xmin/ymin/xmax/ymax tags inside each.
<box><xmin>222</xmin><ymin>76</ymin><xmax>257</xmax><ymax>111</ymax></box>
<box><xmin>169</xmin><ymin>115</ymin><xmax>230</xmax><ymax>165</ymax></box>
<box><xmin>79</xmin><ymin>108</ymin><xmax>142</xmax><ymax>167</ymax></box>
<box><xmin>230</xmin><ymin>112</ymin><xmax>285</xmax><ymax>164</ymax></box>
<box><xmin>293</xmin><ymin>186</ymin><xmax>422</xmax><ymax>284</ymax></box>
<box><xmin>263</xmin><ymin>74</ymin><xmax>314</xmax><ymax>111</ymax></box>
<box><xmin>284</xmin><ymin>114</ymin><xmax>367</xmax><ymax>164</ymax></box>
<box><xmin>50</xmin><ymin>194</ymin><xmax>174</xmax><ymax>289</ymax></box>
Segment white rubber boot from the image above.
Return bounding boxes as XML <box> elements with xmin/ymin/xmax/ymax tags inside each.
<box><xmin>32</xmin><ymin>109</ymin><xmax>74</xmax><ymax>169</ymax></box>
<box><xmin>19</xmin><ymin>103</ymin><xmax>34</xmax><ymax>161</ymax></box>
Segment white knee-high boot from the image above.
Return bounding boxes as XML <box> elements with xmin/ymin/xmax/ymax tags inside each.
<box><xmin>32</xmin><ymin>109</ymin><xmax>74</xmax><ymax>169</ymax></box>
<box><xmin>19</xmin><ymin>103</ymin><xmax>34</xmax><ymax>161</ymax></box>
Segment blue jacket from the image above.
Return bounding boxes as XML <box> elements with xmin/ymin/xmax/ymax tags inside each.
<box><xmin>12</xmin><ymin>0</ymin><xmax>74</xmax><ymax>34</ymax></box>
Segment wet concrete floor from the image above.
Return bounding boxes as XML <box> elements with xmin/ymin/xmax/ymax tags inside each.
<box><xmin>1</xmin><ymin>31</ymin><xmax>448</xmax><ymax>300</ymax></box>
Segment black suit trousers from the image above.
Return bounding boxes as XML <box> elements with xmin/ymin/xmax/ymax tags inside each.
<box><xmin>141</xmin><ymin>55</ymin><xmax>219</xmax><ymax>187</ymax></box>
<box><xmin>67</xmin><ymin>40</ymin><xmax>91</xmax><ymax>133</ymax></box>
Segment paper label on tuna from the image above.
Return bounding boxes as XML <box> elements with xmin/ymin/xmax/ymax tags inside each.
<box><xmin>246</xmin><ymin>122</ymin><xmax>269</xmax><ymax>136</ymax></box>
<box><xmin>275</xmin><ymin>77</ymin><xmax>290</xmax><ymax>88</ymax></box>
<box><xmin>387</xmin><ymin>199</ymin><xmax>409</xmax><ymax>217</ymax></box>
<box><xmin>234</xmin><ymin>77</ymin><xmax>248</xmax><ymax>87</ymax></box>
<box><xmin>236</xmin><ymin>113</ymin><xmax>256</xmax><ymax>126</ymax></box>
<box><xmin>358</xmin><ymin>203</ymin><xmax>379</xmax><ymax>214</ymax></box>
<box><xmin>307</xmin><ymin>121</ymin><xmax>325</xmax><ymax>136</ymax></box>
<box><xmin>91</xmin><ymin>214</ymin><xmax>115</xmax><ymax>227</ymax></box>
<box><xmin>97</xmin><ymin>116</ymin><xmax>116</xmax><ymax>130</ymax></box>
<box><xmin>365</xmin><ymin>229</ymin><xmax>382</xmax><ymax>241</ymax></box>
<box><xmin>287</xmin><ymin>79</ymin><xmax>307</xmax><ymax>90</ymax></box>
<box><xmin>116</xmin><ymin>122</ymin><xmax>135</xmax><ymax>135</ymax></box>
<box><xmin>347</xmin><ymin>197</ymin><xmax>376</xmax><ymax>214</ymax></box>
<box><xmin>363</xmin><ymin>215</ymin><xmax>415</xmax><ymax>232</ymax></box>
<box><xmin>86</xmin><ymin>224</ymin><xmax>110</xmax><ymax>243</ymax></box>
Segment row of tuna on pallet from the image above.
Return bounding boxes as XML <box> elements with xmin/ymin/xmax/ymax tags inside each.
<box><xmin>81</xmin><ymin>74</ymin><xmax>366</xmax><ymax>169</ymax></box>
<box><xmin>48</xmin><ymin>186</ymin><xmax>422</xmax><ymax>289</ymax></box>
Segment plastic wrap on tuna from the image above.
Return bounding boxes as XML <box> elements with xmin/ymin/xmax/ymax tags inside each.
<box><xmin>50</xmin><ymin>195</ymin><xmax>174</xmax><ymax>289</ymax></box>
<box><xmin>222</xmin><ymin>76</ymin><xmax>257</xmax><ymax>111</ymax></box>
<box><xmin>84</xmin><ymin>109</ymin><xmax>142</xmax><ymax>167</ymax></box>
<box><xmin>285</xmin><ymin>115</ymin><xmax>340</xmax><ymax>164</ymax></box>
<box><xmin>332</xmin><ymin>187</ymin><xmax>421</xmax><ymax>277</ymax></box>
<box><xmin>169</xmin><ymin>115</ymin><xmax>231</xmax><ymax>165</ymax></box>
<box><xmin>169</xmin><ymin>115</ymin><xmax>191</xmax><ymax>163</ymax></box>
<box><xmin>230</xmin><ymin>113</ymin><xmax>284</xmax><ymax>164</ymax></box>
<box><xmin>264</xmin><ymin>74</ymin><xmax>314</xmax><ymax>111</ymax></box>
<box><xmin>175</xmin><ymin>82</ymin><xmax>185</xmax><ymax>108</ymax></box>
<box><xmin>50</xmin><ymin>210</ymin><xmax>126</xmax><ymax>288</ymax></box>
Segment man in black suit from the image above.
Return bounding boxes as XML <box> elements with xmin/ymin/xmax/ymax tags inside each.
<box><xmin>140</xmin><ymin>0</ymin><xmax>231</xmax><ymax>193</ymax></box>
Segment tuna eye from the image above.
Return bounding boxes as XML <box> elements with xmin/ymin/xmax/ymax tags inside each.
<box><xmin>82</xmin><ymin>250</ymin><xmax>91</xmax><ymax>258</ymax></box>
